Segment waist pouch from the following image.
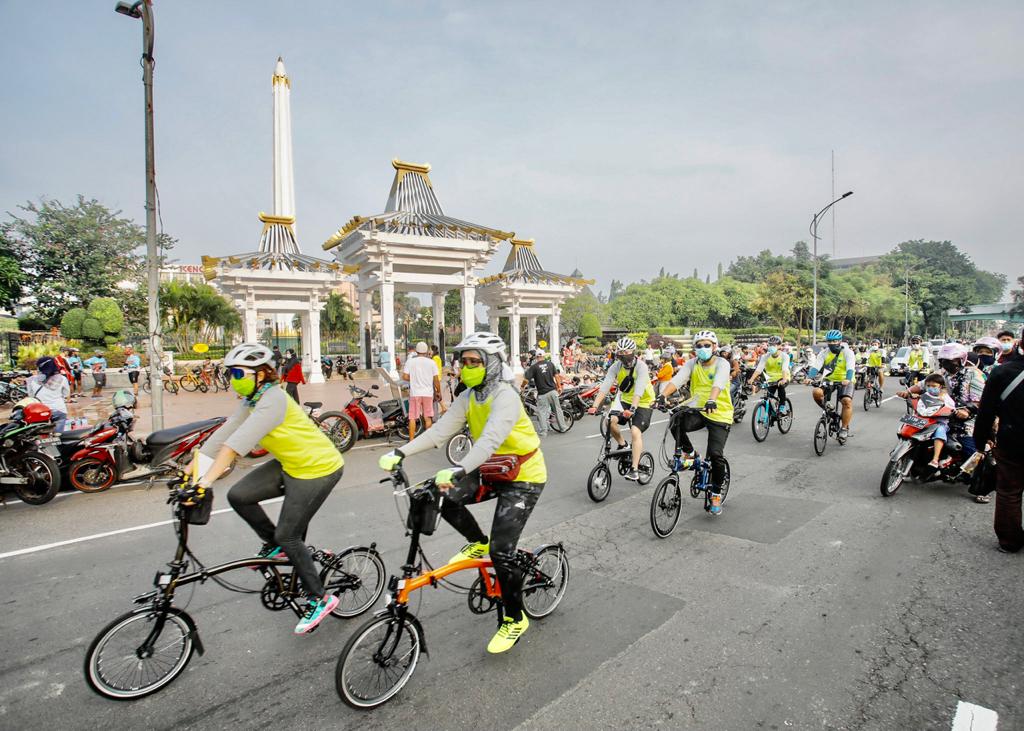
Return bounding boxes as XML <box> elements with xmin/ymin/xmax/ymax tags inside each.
<box><xmin>479</xmin><ymin>449</ymin><xmax>537</xmax><ymax>483</ymax></box>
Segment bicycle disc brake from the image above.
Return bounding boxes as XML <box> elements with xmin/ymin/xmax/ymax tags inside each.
<box><xmin>467</xmin><ymin>576</ymin><xmax>498</xmax><ymax>615</ymax></box>
<box><xmin>260</xmin><ymin>575</ymin><xmax>291</xmax><ymax>611</ymax></box>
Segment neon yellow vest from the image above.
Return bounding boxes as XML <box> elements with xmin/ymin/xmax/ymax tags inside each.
<box><xmin>908</xmin><ymin>348</ymin><xmax>924</xmax><ymax>370</ymax></box>
<box><xmin>868</xmin><ymin>350</ymin><xmax>883</xmax><ymax>367</ymax></box>
<box><xmin>689</xmin><ymin>360</ymin><xmax>733</xmax><ymax>425</ymax></box>
<box><xmin>823</xmin><ymin>351</ymin><xmax>849</xmax><ymax>383</ymax></box>
<box><xmin>617</xmin><ymin>364</ymin><xmax>655</xmax><ymax>408</ymax></box>
<box><xmin>763</xmin><ymin>353</ymin><xmax>786</xmax><ymax>383</ymax></box>
<box><xmin>257</xmin><ymin>392</ymin><xmax>344</xmax><ymax>479</ymax></box>
<box><xmin>467</xmin><ymin>394</ymin><xmax>547</xmax><ymax>484</ymax></box>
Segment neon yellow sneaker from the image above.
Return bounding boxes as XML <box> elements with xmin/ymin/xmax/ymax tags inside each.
<box><xmin>448</xmin><ymin>540</ymin><xmax>489</xmax><ymax>564</ymax></box>
<box><xmin>487</xmin><ymin>614</ymin><xmax>529</xmax><ymax>654</ymax></box>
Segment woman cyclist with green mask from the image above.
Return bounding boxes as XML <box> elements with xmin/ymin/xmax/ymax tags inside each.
<box><xmin>378</xmin><ymin>331</ymin><xmax>547</xmax><ymax>655</ymax></box>
<box><xmin>190</xmin><ymin>343</ymin><xmax>345</xmax><ymax>635</ymax></box>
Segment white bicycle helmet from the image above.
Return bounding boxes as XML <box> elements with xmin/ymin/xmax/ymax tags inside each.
<box><xmin>615</xmin><ymin>336</ymin><xmax>637</xmax><ymax>352</ymax></box>
<box><xmin>223</xmin><ymin>343</ymin><xmax>274</xmax><ymax>368</ymax></box>
<box><xmin>693</xmin><ymin>330</ymin><xmax>719</xmax><ymax>347</ymax></box>
<box><xmin>452</xmin><ymin>331</ymin><xmax>507</xmax><ymax>357</ymax></box>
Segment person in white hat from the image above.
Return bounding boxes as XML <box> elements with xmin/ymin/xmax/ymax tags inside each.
<box><xmin>403</xmin><ymin>341</ymin><xmax>441</xmax><ymax>441</ymax></box>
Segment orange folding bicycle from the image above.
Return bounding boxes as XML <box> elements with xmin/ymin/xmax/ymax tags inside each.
<box><xmin>335</xmin><ymin>466</ymin><xmax>570</xmax><ymax>709</ymax></box>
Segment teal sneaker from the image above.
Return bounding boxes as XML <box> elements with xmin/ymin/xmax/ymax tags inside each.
<box><xmin>294</xmin><ymin>593</ymin><xmax>340</xmax><ymax>634</ymax></box>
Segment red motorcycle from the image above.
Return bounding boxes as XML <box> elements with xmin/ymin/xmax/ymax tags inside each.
<box><xmin>879</xmin><ymin>396</ymin><xmax>968</xmax><ymax>497</ymax></box>
<box><xmin>66</xmin><ymin>412</ymin><xmax>225</xmax><ymax>493</ymax></box>
<box><xmin>334</xmin><ymin>384</ymin><xmax>408</xmax><ymax>451</ymax></box>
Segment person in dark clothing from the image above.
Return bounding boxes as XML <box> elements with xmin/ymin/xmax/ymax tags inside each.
<box><xmin>522</xmin><ymin>351</ymin><xmax>565</xmax><ymax>436</ymax></box>
<box><xmin>974</xmin><ymin>333</ymin><xmax>1024</xmax><ymax>553</ymax></box>
<box><xmin>271</xmin><ymin>345</ymin><xmax>284</xmax><ymax>374</ymax></box>
<box><xmin>281</xmin><ymin>349</ymin><xmax>304</xmax><ymax>402</ymax></box>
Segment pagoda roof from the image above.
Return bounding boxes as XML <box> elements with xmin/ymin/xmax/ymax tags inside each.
<box><xmin>478</xmin><ymin>238</ymin><xmax>594</xmax><ymax>287</ymax></box>
<box><xmin>323</xmin><ymin>158</ymin><xmax>514</xmax><ymax>251</ymax></box>
<box><xmin>202</xmin><ymin>251</ymin><xmax>353</xmax><ymax>282</ymax></box>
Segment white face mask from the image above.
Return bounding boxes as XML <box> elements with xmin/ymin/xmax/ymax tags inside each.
<box><xmin>1001</xmin><ymin>341</ymin><xmax>1014</xmax><ymax>352</ymax></box>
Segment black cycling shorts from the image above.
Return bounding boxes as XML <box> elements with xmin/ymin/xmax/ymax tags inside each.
<box><xmin>128</xmin><ymin>370</ymin><xmax>140</xmax><ymax>384</ymax></box>
<box><xmin>611</xmin><ymin>406</ymin><xmax>652</xmax><ymax>433</ymax></box>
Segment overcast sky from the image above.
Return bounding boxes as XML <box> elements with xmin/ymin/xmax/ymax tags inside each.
<box><xmin>2</xmin><ymin>1</ymin><xmax>1021</xmax><ymax>296</ymax></box>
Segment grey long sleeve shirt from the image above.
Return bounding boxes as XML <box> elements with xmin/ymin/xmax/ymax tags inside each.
<box><xmin>596</xmin><ymin>359</ymin><xmax>651</xmax><ymax>410</ymax></box>
<box><xmin>400</xmin><ymin>382</ymin><xmax>523</xmax><ymax>474</ymax></box>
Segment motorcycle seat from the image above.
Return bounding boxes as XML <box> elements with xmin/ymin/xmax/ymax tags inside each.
<box><xmin>303</xmin><ymin>401</ymin><xmax>323</xmax><ymax>410</ymax></box>
<box><xmin>60</xmin><ymin>428</ymin><xmax>95</xmax><ymax>442</ymax></box>
<box><xmin>147</xmin><ymin>417</ymin><xmax>226</xmax><ymax>447</ymax></box>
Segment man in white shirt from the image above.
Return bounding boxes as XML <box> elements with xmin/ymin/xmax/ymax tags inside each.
<box><xmin>402</xmin><ymin>341</ymin><xmax>441</xmax><ymax>441</ymax></box>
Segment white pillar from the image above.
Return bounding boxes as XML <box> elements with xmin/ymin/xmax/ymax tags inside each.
<box><xmin>432</xmin><ymin>291</ymin><xmax>446</xmax><ymax>349</ymax></box>
<box><xmin>381</xmin><ymin>280</ymin><xmax>397</xmax><ymax>377</ymax></box>
<box><xmin>358</xmin><ymin>287</ymin><xmax>371</xmax><ymax>369</ymax></box>
<box><xmin>550</xmin><ymin>306</ymin><xmax>562</xmax><ymax>368</ymax></box>
<box><xmin>526</xmin><ymin>315</ymin><xmax>538</xmax><ymax>351</ymax></box>
<box><xmin>306</xmin><ymin>306</ymin><xmax>324</xmax><ymax>384</ymax></box>
<box><xmin>243</xmin><ymin>288</ymin><xmax>259</xmax><ymax>342</ymax></box>
<box><xmin>461</xmin><ymin>284</ymin><xmax>476</xmax><ymax>337</ymax></box>
<box><xmin>509</xmin><ymin>309</ymin><xmax>521</xmax><ymax>365</ymax></box>
<box><xmin>488</xmin><ymin>312</ymin><xmax>499</xmax><ymax>334</ymax></box>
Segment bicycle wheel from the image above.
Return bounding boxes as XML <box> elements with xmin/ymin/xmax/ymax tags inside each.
<box><xmin>650</xmin><ymin>474</ymin><xmax>682</xmax><ymax>538</ymax></box>
<box><xmin>84</xmin><ymin>606</ymin><xmax>198</xmax><ymax>700</ymax></box>
<box><xmin>636</xmin><ymin>452</ymin><xmax>655</xmax><ymax>485</ymax></box>
<box><xmin>141</xmin><ymin>375</ymin><xmax>151</xmax><ymax>394</ymax></box>
<box><xmin>197</xmin><ymin>382</ymin><xmax>209</xmax><ymax>393</ymax></box>
<box><xmin>587</xmin><ymin>462</ymin><xmax>612</xmax><ymax>502</ymax></box>
<box><xmin>321</xmin><ymin>546</ymin><xmax>386</xmax><ymax>618</ymax></box>
<box><xmin>316</xmin><ymin>411</ymin><xmax>357</xmax><ymax>453</ymax></box>
<box><xmin>863</xmin><ymin>388</ymin><xmax>871</xmax><ymax>412</ymax></box>
<box><xmin>777</xmin><ymin>400</ymin><xmax>794</xmax><ymax>434</ymax></box>
<box><xmin>445</xmin><ymin>432</ymin><xmax>473</xmax><ymax>465</ymax></box>
<box><xmin>550</xmin><ymin>409</ymin><xmax>574</xmax><ymax>433</ymax></box>
<box><xmin>599</xmin><ymin>413</ymin><xmax>611</xmax><ymax>440</ymax></box>
<box><xmin>522</xmin><ymin>544</ymin><xmax>570</xmax><ymax>618</ymax></box>
<box><xmin>717</xmin><ymin>459</ymin><xmax>731</xmax><ymax>503</ymax></box>
<box><xmin>10</xmin><ymin>450</ymin><xmax>60</xmax><ymax>505</ymax></box>
<box><xmin>813</xmin><ymin>416</ymin><xmax>828</xmax><ymax>456</ymax></box>
<box><xmin>751</xmin><ymin>401</ymin><xmax>770</xmax><ymax>442</ymax></box>
<box><xmin>179</xmin><ymin>375</ymin><xmax>198</xmax><ymax>392</ymax></box>
<box><xmin>335</xmin><ymin>613</ymin><xmax>422</xmax><ymax>709</ymax></box>
<box><xmin>164</xmin><ymin>378</ymin><xmax>179</xmax><ymax>395</ymax></box>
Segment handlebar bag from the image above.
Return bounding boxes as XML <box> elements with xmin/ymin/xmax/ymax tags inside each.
<box><xmin>185</xmin><ymin>488</ymin><xmax>214</xmax><ymax>525</ymax></box>
<box><xmin>407</xmin><ymin>489</ymin><xmax>442</xmax><ymax>535</ymax></box>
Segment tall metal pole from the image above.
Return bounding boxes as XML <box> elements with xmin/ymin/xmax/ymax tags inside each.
<box><xmin>904</xmin><ymin>266</ymin><xmax>909</xmax><ymax>343</ymax></box>
<box><xmin>809</xmin><ymin>191</ymin><xmax>854</xmax><ymax>347</ymax></box>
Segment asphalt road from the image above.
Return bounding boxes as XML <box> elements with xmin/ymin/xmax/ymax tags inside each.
<box><xmin>1</xmin><ymin>385</ymin><xmax>1020</xmax><ymax>731</ymax></box>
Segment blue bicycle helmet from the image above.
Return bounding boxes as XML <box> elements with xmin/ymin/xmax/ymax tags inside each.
<box><xmin>825</xmin><ymin>329</ymin><xmax>843</xmax><ymax>342</ymax></box>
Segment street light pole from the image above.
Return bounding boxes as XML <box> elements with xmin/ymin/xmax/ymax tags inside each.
<box><xmin>809</xmin><ymin>191</ymin><xmax>854</xmax><ymax>346</ymax></box>
<box><xmin>116</xmin><ymin>0</ymin><xmax>164</xmax><ymax>431</ymax></box>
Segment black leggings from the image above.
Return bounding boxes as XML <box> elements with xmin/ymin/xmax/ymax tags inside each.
<box><xmin>227</xmin><ymin>460</ymin><xmax>342</xmax><ymax>598</ymax></box>
<box><xmin>441</xmin><ymin>473</ymin><xmax>543</xmax><ymax>621</ymax></box>
<box><xmin>767</xmin><ymin>381</ymin><xmax>787</xmax><ymax>405</ymax></box>
<box><xmin>670</xmin><ymin>411</ymin><xmax>730</xmax><ymax>490</ymax></box>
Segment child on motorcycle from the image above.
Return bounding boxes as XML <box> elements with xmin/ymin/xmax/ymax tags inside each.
<box><xmin>918</xmin><ymin>373</ymin><xmax>956</xmax><ymax>468</ymax></box>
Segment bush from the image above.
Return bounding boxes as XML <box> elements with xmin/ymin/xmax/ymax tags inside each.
<box><xmin>60</xmin><ymin>307</ymin><xmax>89</xmax><ymax>339</ymax></box>
<box><xmin>579</xmin><ymin>313</ymin><xmax>602</xmax><ymax>340</ymax></box>
<box><xmin>81</xmin><ymin>317</ymin><xmax>105</xmax><ymax>342</ymax></box>
<box><xmin>16</xmin><ymin>342</ymin><xmax>63</xmax><ymax>370</ymax></box>
<box><xmin>17</xmin><ymin>312</ymin><xmax>49</xmax><ymax>331</ymax></box>
<box><xmin>88</xmin><ymin>297</ymin><xmax>125</xmax><ymax>336</ymax></box>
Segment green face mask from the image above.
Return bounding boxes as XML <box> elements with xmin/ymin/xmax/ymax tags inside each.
<box><xmin>230</xmin><ymin>376</ymin><xmax>256</xmax><ymax>397</ymax></box>
<box><xmin>460</xmin><ymin>365</ymin><xmax>486</xmax><ymax>388</ymax></box>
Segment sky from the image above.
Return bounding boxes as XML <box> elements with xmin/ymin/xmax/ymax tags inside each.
<box><xmin>2</xmin><ymin>1</ymin><xmax>1022</xmax><ymax>297</ymax></box>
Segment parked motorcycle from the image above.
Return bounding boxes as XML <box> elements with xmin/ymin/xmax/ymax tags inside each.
<box><xmin>854</xmin><ymin>363</ymin><xmax>868</xmax><ymax>390</ymax></box>
<box><xmin>337</xmin><ymin>384</ymin><xmax>407</xmax><ymax>449</ymax></box>
<box><xmin>879</xmin><ymin>396</ymin><xmax>968</xmax><ymax>497</ymax></box>
<box><xmin>66</xmin><ymin>412</ymin><xmax>226</xmax><ymax>493</ymax></box>
<box><xmin>0</xmin><ymin>402</ymin><xmax>62</xmax><ymax>505</ymax></box>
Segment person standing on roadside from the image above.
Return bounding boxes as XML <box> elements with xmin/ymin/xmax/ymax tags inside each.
<box><xmin>523</xmin><ymin>350</ymin><xmax>566</xmax><ymax>436</ymax></box>
<box><xmin>83</xmin><ymin>349</ymin><xmax>107</xmax><ymax>399</ymax></box>
<box><xmin>123</xmin><ymin>346</ymin><xmax>142</xmax><ymax>396</ymax></box>
<box><xmin>281</xmin><ymin>349</ymin><xmax>305</xmax><ymax>402</ymax></box>
<box><xmin>996</xmin><ymin>330</ymin><xmax>1021</xmax><ymax>365</ymax></box>
<box><xmin>26</xmin><ymin>356</ymin><xmax>70</xmax><ymax>431</ymax></box>
<box><xmin>403</xmin><ymin>341</ymin><xmax>440</xmax><ymax>441</ymax></box>
<box><xmin>430</xmin><ymin>344</ymin><xmax>447</xmax><ymax>414</ymax></box>
<box><xmin>271</xmin><ymin>345</ymin><xmax>284</xmax><ymax>374</ymax></box>
<box><xmin>65</xmin><ymin>347</ymin><xmax>84</xmax><ymax>398</ymax></box>
<box><xmin>973</xmin><ymin>330</ymin><xmax>1024</xmax><ymax>553</ymax></box>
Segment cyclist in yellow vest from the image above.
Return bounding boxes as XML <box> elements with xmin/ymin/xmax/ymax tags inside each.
<box><xmin>906</xmin><ymin>335</ymin><xmax>928</xmax><ymax>386</ymax></box>
<box><xmin>192</xmin><ymin>343</ymin><xmax>346</xmax><ymax>635</ymax></box>
<box><xmin>379</xmin><ymin>332</ymin><xmax>546</xmax><ymax>654</ymax></box>
<box><xmin>808</xmin><ymin>330</ymin><xmax>856</xmax><ymax>443</ymax></box>
<box><xmin>587</xmin><ymin>336</ymin><xmax>656</xmax><ymax>481</ymax></box>
<box><xmin>657</xmin><ymin>330</ymin><xmax>733</xmax><ymax>516</ymax></box>
<box><xmin>747</xmin><ymin>335</ymin><xmax>792</xmax><ymax>415</ymax></box>
<box><xmin>867</xmin><ymin>338</ymin><xmax>886</xmax><ymax>391</ymax></box>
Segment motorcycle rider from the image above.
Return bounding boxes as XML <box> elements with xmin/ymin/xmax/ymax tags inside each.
<box><xmin>378</xmin><ymin>331</ymin><xmax>546</xmax><ymax>654</ymax></box>
<box><xmin>972</xmin><ymin>336</ymin><xmax>1002</xmax><ymax>375</ymax></box>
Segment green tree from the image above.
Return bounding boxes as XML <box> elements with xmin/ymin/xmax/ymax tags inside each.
<box><xmin>580</xmin><ymin>312</ymin><xmax>602</xmax><ymax>342</ymax></box>
<box><xmin>752</xmin><ymin>271</ymin><xmax>799</xmax><ymax>335</ymax></box>
<box><xmin>87</xmin><ymin>297</ymin><xmax>124</xmax><ymax>338</ymax></box>
<box><xmin>321</xmin><ymin>292</ymin><xmax>357</xmax><ymax>341</ymax></box>
<box><xmin>444</xmin><ymin>289</ymin><xmax>463</xmax><ymax>339</ymax></box>
<box><xmin>60</xmin><ymin>307</ymin><xmax>89</xmax><ymax>339</ymax></box>
<box><xmin>81</xmin><ymin>317</ymin><xmax>105</xmax><ymax>342</ymax></box>
<box><xmin>1010</xmin><ymin>275</ymin><xmax>1024</xmax><ymax>318</ymax></box>
<box><xmin>17</xmin><ymin>312</ymin><xmax>48</xmax><ymax>331</ymax></box>
<box><xmin>1</xmin><ymin>196</ymin><xmax>176</xmax><ymax>324</ymax></box>
<box><xmin>560</xmin><ymin>290</ymin><xmax>606</xmax><ymax>335</ymax></box>
<box><xmin>608</xmin><ymin>279</ymin><xmax>625</xmax><ymax>302</ymax></box>
<box><xmin>0</xmin><ymin>235</ymin><xmax>23</xmax><ymax>311</ymax></box>
<box><xmin>160</xmin><ymin>281</ymin><xmax>240</xmax><ymax>352</ymax></box>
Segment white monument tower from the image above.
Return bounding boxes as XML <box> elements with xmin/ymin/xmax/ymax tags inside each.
<box><xmin>271</xmin><ymin>57</ymin><xmax>298</xmax><ymax>243</ymax></box>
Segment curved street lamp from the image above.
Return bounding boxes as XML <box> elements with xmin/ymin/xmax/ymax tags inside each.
<box><xmin>810</xmin><ymin>191</ymin><xmax>854</xmax><ymax>346</ymax></box>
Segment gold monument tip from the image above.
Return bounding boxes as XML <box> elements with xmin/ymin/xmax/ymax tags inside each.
<box><xmin>392</xmin><ymin>158</ymin><xmax>431</xmax><ymax>174</ymax></box>
<box><xmin>259</xmin><ymin>212</ymin><xmax>296</xmax><ymax>225</ymax></box>
<box><xmin>510</xmin><ymin>238</ymin><xmax>536</xmax><ymax>247</ymax></box>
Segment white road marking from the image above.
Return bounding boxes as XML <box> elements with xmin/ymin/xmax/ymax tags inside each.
<box><xmin>881</xmin><ymin>395</ymin><xmax>901</xmax><ymax>404</ymax></box>
<box><xmin>951</xmin><ymin>701</ymin><xmax>998</xmax><ymax>730</ymax></box>
<box><xmin>0</xmin><ymin>497</ymin><xmax>284</xmax><ymax>561</ymax></box>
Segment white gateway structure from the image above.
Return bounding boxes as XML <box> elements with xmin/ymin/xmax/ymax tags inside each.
<box><xmin>323</xmin><ymin>159</ymin><xmax>514</xmax><ymax>371</ymax></box>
